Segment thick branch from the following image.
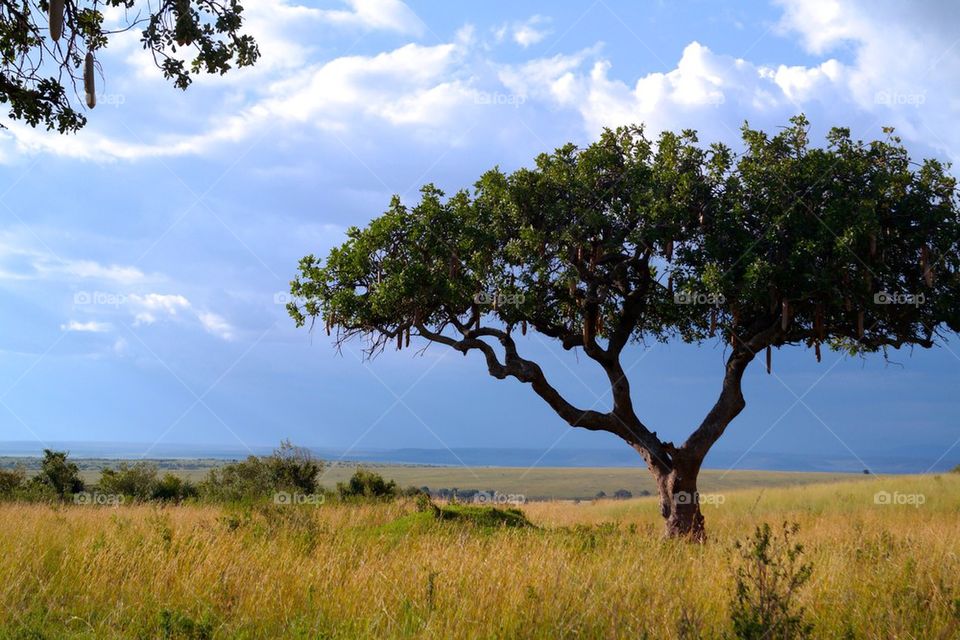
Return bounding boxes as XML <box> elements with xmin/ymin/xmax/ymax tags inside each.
<box><xmin>414</xmin><ymin>322</ymin><xmax>613</xmax><ymax>432</ymax></box>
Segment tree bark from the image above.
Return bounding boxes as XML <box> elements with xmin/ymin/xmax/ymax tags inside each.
<box><xmin>654</xmin><ymin>456</ymin><xmax>706</xmax><ymax>542</ymax></box>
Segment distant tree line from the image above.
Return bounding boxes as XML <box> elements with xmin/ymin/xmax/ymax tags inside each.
<box><xmin>0</xmin><ymin>441</ymin><xmax>425</xmax><ymax>505</ymax></box>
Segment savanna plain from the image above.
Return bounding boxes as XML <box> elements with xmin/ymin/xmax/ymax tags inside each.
<box><xmin>0</xmin><ymin>469</ymin><xmax>957</xmax><ymax>639</ymax></box>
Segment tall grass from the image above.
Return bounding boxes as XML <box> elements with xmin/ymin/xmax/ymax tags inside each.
<box><xmin>0</xmin><ymin>475</ymin><xmax>957</xmax><ymax>639</ymax></box>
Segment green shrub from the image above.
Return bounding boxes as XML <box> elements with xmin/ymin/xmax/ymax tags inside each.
<box><xmin>337</xmin><ymin>468</ymin><xmax>397</xmax><ymax>500</ymax></box>
<box><xmin>730</xmin><ymin>522</ymin><xmax>813</xmax><ymax>640</ymax></box>
<box><xmin>0</xmin><ymin>466</ymin><xmax>25</xmax><ymax>496</ymax></box>
<box><xmin>200</xmin><ymin>441</ymin><xmax>323</xmax><ymax>502</ymax></box>
<box><xmin>266</xmin><ymin>440</ymin><xmax>322</xmax><ymax>494</ymax></box>
<box><xmin>99</xmin><ymin>462</ymin><xmax>159</xmax><ymax>500</ymax></box>
<box><xmin>153</xmin><ymin>473</ymin><xmax>198</xmax><ymax>502</ymax></box>
<box><xmin>32</xmin><ymin>449</ymin><xmax>84</xmax><ymax>498</ymax></box>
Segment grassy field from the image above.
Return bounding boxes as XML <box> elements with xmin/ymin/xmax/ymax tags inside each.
<box><xmin>0</xmin><ymin>473</ymin><xmax>957</xmax><ymax>638</ymax></box>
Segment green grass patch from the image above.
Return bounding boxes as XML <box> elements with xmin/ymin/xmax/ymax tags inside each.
<box><xmin>378</xmin><ymin>504</ymin><xmax>532</xmax><ymax>536</ymax></box>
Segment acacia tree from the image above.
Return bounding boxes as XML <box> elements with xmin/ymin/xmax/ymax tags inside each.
<box><xmin>0</xmin><ymin>0</ymin><xmax>258</xmax><ymax>132</ymax></box>
<box><xmin>289</xmin><ymin>117</ymin><xmax>960</xmax><ymax>540</ymax></box>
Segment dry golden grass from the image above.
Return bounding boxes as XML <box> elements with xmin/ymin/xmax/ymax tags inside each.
<box><xmin>0</xmin><ymin>474</ymin><xmax>957</xmax><ymax>639</ymax></box>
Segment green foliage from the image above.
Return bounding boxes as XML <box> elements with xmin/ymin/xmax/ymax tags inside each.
<box><xmin>99</xmin><ymin>462</ymin><xmax>159</xmax><ymax>500</ymax></box>
<box><xmin>200</xmin><ymin>441</ymin><xmax>324</xmax><ymax>502</ymax></box>
<box><xmin>337</xmin><ymin>468</ymin><xmax>398</xmax><ymax>500</ymax></box>
<box><xmin>268</xmin><ymin>440</ymin><xmax>323</xmax><ymax>495</ymax></box>
<box><xmin>730</xmin><ymin>522</ymin><xmax>813</xmax><ymax>640</ymax></box>
<box><xmin>0</xmin><ymin>1</ymin><xmax>259</xmax><ymax>133</ymax></box>
<box><xmin>97</xmin><ymin>463</ymin><xmax>198</xmax><ymax>502</ymax></box>
<box><xmin>433</xmin><ymin>504</ymin><xmax>531</xmax><ymax>528</ymax></box>
<box><xmin>153</xmin><ymin>473</ymin><xmax>199</xmax><ymax>502</ymax></box>
<box><xmin>157</xmin><ymin>608</ymin><xmax>216</xmax><ymax>640</ymax></box>
<box><xmin>0</xmin><ymin>466</ymin><xmax>24</xmax><ymax>496</ymax></box>
<box><xmin>33</xmin><ymin>449</ymin><xmax>84</xmax><ymax>498</ymax></box>
<box><xmin>291</xmin><ymin>118</ymin><xmax>959</xmax><ymax>359</ymax></box>
<box><xmin>379</xmin><ymin>504</ymin><xmax>532</xmax><ymax>536</ymax></box>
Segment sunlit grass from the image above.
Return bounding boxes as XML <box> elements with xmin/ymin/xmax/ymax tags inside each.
<box><xmin>0</xmin><ymin>474</ymin><xmax>957</xmax><ymax>638</ymax></box>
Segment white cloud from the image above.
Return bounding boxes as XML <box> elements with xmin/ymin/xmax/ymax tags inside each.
<box><xmin>61</xmin><ymin>320</ymin><xmax>112</xmax><ymax>333</ymax></box>
<box><xmin>512</xmin><ymin>16</ymin><xmax>551</xmax><ymax>48</ymax></box>
<box><xmin>773</xmin><ymin>0</ymin><xmax>960</xmax><ymax>159</ymax></box>
<box><xmin>129</xmin><ymin>293</ymin><xmax>191</xmax><ymax>326</ymax></box>
<box><xmin>3</xmin><ymin>39</ymin><xmax>477</xmax><ymax>161</ymax></box>
<box><xmin>57</xmin><ymin>260</ymin><xmax>145</xmax><ymax>284</ymax></box>
<box><xmin>198</xmin><ymin>311</ymin><xmax>235</xmax><ymax>341</ymax></box>
<box><xmin>4</xmin><ymin>0</ymin><xmax>958</xmax><ymax>165</ymax></box>
<box><xmin>0</xmin><ymin>236</ymin><xmax>147</xmax><ymax>284</ymax></box>
<box><xmin>112</xmin><ymin>337</ymin><xmax>128</xmax><ymax>355</ymax></box>
<box><xmin>316</xmin><ymin>0</ymin><xmax>424</xmax><ymax>36</ymax></box>
<box><xmin>493</xmin><ymin>15</ymin><xmax>552</xmax><ymax>48</ymax></box>
<box><xmin>124</xmin><ymin>293</ymin><xmax>234</xmax><ymax>340</ymax></box>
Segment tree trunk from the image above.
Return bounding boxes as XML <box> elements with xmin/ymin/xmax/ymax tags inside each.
<box><xmin>655</xmin><ymin>460</ymin><xmax>706</xmax><ymax>542</ymax></box>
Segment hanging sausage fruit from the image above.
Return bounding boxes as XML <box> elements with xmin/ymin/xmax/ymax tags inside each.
<box><xmin>766</xmin><ymin>346</ymin><xmax>772</xmax><ymax>374</ymax></box>
<box><xmin>49</xmin><ymin>0</ymin><xmax>64</xmax><ymax>42</ymax></box>
<box><xmin>84</xmin><ymin>52</ymin><xmax>96</xmax><ymax>109</ymax></box>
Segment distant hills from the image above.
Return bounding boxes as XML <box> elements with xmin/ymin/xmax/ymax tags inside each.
<box><xmin>0</xmin><ymin>440</ymin><xmax>953</xmax><ymax>473</ymax></box>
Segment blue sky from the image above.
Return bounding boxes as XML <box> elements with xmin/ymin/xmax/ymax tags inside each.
<box><xmin>0</xmin><ymin>0</ymin><xmax>958</xmax><ymax>470</ymax></box>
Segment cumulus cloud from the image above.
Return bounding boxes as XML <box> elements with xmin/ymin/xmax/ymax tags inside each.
<box><xmin>774</xmin><ymin>0</ymin><xmax>960</xmax><ymax>158</ymax></box>
<box><xmin>4</xmin><ymin>39</ymin><xmax>479</xmax><ymax>161</ymax></box>
<box><xmin>3</xmin><ymin>0</ymin><xmax>958</xmax><ymax>164</ymax></box>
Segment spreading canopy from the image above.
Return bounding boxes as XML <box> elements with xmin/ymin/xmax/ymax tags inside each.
<box><xmin>289</xmin><ymin>116</ymin><xmax>960</xmax><ymax>478</ymax></box>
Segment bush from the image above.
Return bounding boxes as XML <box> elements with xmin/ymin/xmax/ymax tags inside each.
<box><xmin>99</xmin><ymin>462</ymin><xmax>158</xmax><ymax>500</ymax></box>
<box><xmin>200</xmin><ymin>441</ymin><xmax>323</xmax><ymax>502</ymax></box>
<box><xmin>32</xmin><ymin>449</ymin><xmax>84</xmax><ymax>498</ymax></box>
<box><xmin>200</xmin><ymin>456</ymin><xmax>272</xmax><ymax>501</ymax></box>
<box><xmin>0</xmin><ymin>467</ymin><xmax>25</xmax><ymax>496</ymax></box>
<box><xmin>152</xmin><ymin>473</ymin><xmax>198</xmax><ymax>502</ymax></box>
<box><xmin>613</xmin><ymin>489</ymin><xmax>633</xmax><ymax>499</ymax></box>
<box><xmin>266</xmin><ymin>440</ymin><xmax>322</xmax><ymax>494</ymax></box>
<box><xmin>337</xmin><ymin>468</ymin><xmax>397</xmax><ymax>500</ymax></box>
<box><xmin>730</xmin><ymin>522</ymin><xmax>813</xmax><ymax>640</ymax></box>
